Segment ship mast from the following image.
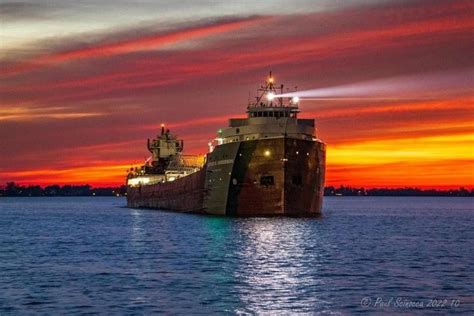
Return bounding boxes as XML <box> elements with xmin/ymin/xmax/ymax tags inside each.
<box><xmin>251</xmin><ymin>71</ymin><xmax>298</xmax><ymax>109</ymax></box>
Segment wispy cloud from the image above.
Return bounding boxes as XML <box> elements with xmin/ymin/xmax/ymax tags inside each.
<box><xmin>0</xmin><ymin>16</ymin><xmax>272</xmax><ymax>76</ymax></box>
<box><xmin>0</xmin><ymin>2</ymin><xmax>53</xmax><ymax>21</ymax></box>
<box><xmin>1</xmin><ymin>0</ymin><xmax>473</xmax><ymax>187</ymax></box>
<box><xmin>0</xmin><ymin>105</ymin><xmax>104</xmax><ymax>121</ymax></box>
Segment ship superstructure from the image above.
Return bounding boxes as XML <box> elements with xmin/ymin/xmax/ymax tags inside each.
<box><xmin>127</xmin><ymin>73</ymin><xmax>326</xmax><ymax>216</ymax></box>
<box><xmin>127</xmin><ymin>126</ymin><xmax>203</xmax><ymax>186</ymax></box>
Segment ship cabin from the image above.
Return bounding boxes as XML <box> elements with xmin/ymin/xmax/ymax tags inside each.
<box><xmin>214</xmin><ymin>74</ymin><xmax>316</xmax><ymax>147</ymax></box>
<box><xmin>127</xmin><ymin>124</ymin><xmax>204</xmax><ymax>186</ymax></box>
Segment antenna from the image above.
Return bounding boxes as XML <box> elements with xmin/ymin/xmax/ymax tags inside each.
<box><xmin>249</xmin><ymin>72</ymin><xmax>299</xmax><ymax>109</ymax></box>
<box><xmin>280</xmin><ymin>84</ymin><xmax>284</xmax><ymax>106</ymax></box>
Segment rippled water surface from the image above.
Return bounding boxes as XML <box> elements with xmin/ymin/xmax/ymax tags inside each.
<box><xmin>1</xmin><ymin>197</ymin><xmax>473</xmax><ymax>314</ymax></box>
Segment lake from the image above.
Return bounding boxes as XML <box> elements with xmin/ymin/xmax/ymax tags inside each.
<box><xmin>0</xmin><ymin>197</ymin><xmax>473</xmax><ymax>314</ymax></box>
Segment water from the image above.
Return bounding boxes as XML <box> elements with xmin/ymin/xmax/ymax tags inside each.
<box><xmin>0</xmin><ymin>197</ymin><xmax>473</xmax><ymax>314</ymax></box>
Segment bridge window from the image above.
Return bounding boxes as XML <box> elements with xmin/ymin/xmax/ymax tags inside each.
<box><xmin>260</xmin><ymin>175</ymin><xmax>274</xmax><ymax>186</ymax></box>
<box><xmin>236</xmin><ymin>128</ymin><xmax>240</xmax><ymax>134</ymax></box>
<box><xmin>263</xmin><ymin>112</ymin><xmax>268</xmax><ymax>117</ymax></box>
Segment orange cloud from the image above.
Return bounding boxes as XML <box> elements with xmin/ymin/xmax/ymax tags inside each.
<box><xmin>1</xmin><ymin>164</ymin><xmax>131</xmax><ymax>187</ymax></box>
<box><xmin>327</xmin><ymin>160</ymin><xmax>474</xmax><ymax>189</ymax></box>
<box><xmin>0</xmin><ymin>105</ymin><xmax>104</xmax><ymax>121</ymax></box>
<box><xmin>326</xmin><ymin>132</ymin><xmax>474</xmax><ymax>189</ymax></box>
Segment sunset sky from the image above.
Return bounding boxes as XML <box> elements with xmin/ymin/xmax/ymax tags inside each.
<box><xmin>1</xmin><ymin>0</ymin><xmax>473</xmax><ymax>188</ymax></box>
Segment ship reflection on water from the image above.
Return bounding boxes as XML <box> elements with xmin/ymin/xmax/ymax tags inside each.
<box><xmin>232</xmin><ymin>219</ymin><xmax>330</xmax><ymax>313</ymax></box>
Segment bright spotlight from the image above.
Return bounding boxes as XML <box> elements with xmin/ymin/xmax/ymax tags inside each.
<box><xmin>267</xmin><ymin>92</ymin><xmax>275</xmax><ymax>101</ymax></box>
<box><xmin>292</xmin><ymin>96</ymin><xmax>299</xmax><ymax>103</ymax></box>
<box><xmin>264</xmin><ymin>150</ymin><xmax>271</xmax><ymax>157</ymax></box>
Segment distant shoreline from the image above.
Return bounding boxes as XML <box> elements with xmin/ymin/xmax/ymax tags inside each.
<box><xmin>1</xmin><ymin>195</ymin><xmax>472</xmax><ymax>198</ymax></box>
<box><xmin>1</xmin><ymin>183</ymin><xmax>472</xmax><ymax>197</ymax></box>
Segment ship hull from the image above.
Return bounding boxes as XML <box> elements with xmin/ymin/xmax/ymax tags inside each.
<box><xmin>126</xmin><ymin>168</ymin><xmax>206</xmax><ymax>212</ymax></box>
<box><xmin>127</xmin><ymin>137</ymin><xmax>325</xmax><ymax>216</ymax></box>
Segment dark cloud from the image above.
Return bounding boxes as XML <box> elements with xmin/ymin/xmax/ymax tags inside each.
<box><xmin>0</xmin><ymin>1</ymin><xmax>55</xmax><ymax>21</ymax></box>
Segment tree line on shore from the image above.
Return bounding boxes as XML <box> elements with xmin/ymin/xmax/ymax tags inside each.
<box><xmin>0</xmin><ymin>182</ymin><xmax>472</xmax><ymax>197</ymax></box>
<box><xmin>0</xmin><ymin>183</ymin><xmax>127</xmax><ymax>197</ymax></box>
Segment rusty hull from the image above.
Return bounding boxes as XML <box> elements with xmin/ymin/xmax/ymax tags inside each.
<box><xmin>127</xmin><ymin>137</ymin><xmax>325</xmax><ymax>216</ymax></box>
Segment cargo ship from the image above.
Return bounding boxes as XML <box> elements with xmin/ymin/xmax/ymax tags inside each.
<box><xmin>126</xmin><ymin>73</ymin><xmax>326</xmax><ymax>216</ymax></box>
